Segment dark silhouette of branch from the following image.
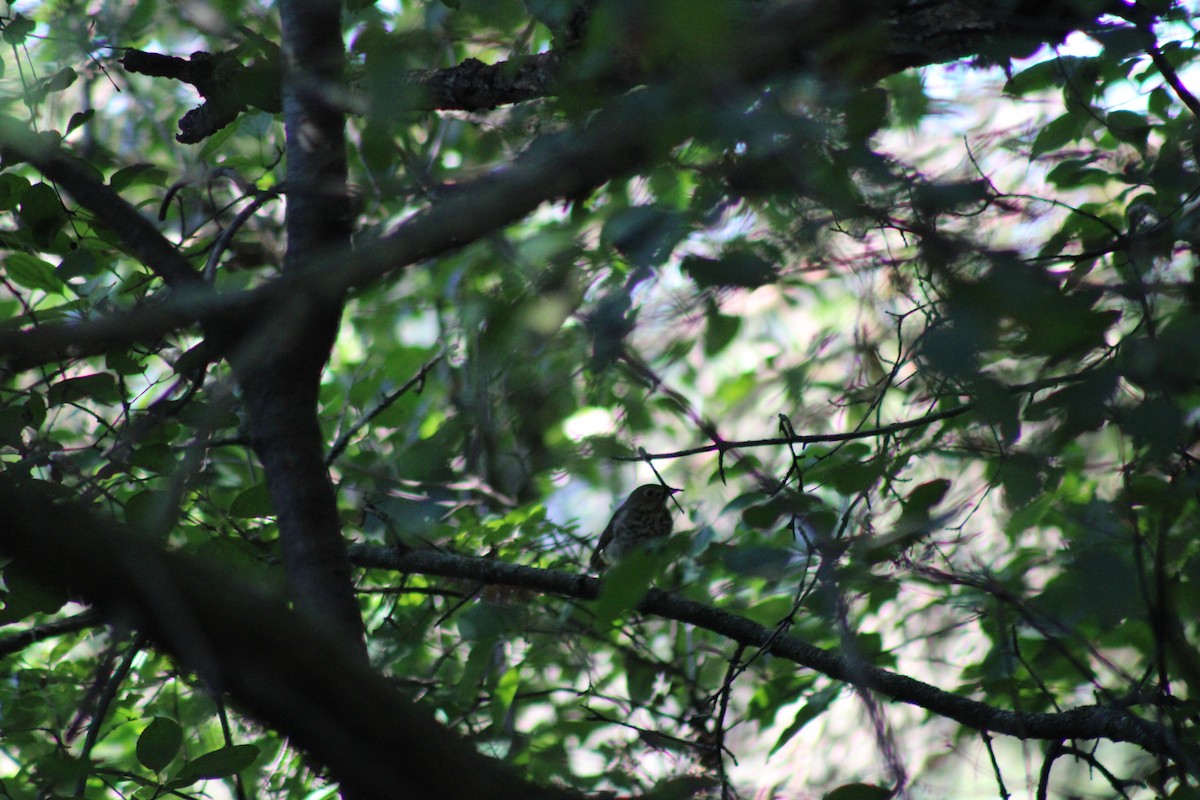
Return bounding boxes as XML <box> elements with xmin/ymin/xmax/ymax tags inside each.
<box><xmin>0</xmin><ymin>117</ymin><xmax>200</xmax><ymax>288</ymax></box>
<box><xmin>0</xmin><ymin>477</ymin><xmax>563</xmax><ymax>800</ymax></box>
<box><xmin>347</xmin><ymin>544</ymin><xmax>1200</xmax><ymax>774</ymax></box>
<box><xmin>230</xmin><ymin>0</ymin><xmax>364</xmax><ymax>650</ymax></box>
<box><xmin>0</xmin><ymin>610</ymin><xmax>101</xmax><ymax>658</ymax></box>
<box><xmin>0</xmin><ymin>1</ymin><xmax>1135</xmax><ymax>373</ymax></box>
<box><xmin>121</xmin><ymin>47</ymin><xmax>282</xmax><ymax>143</ymax></box>
<box><xmin>616</xmin><ymin>405</ymin><xmax>976</xmax><ymax>461</ymax></box>
<box><xmin>120</xmin><ymin>0</ymin><xmax>1115</xmax><ymax>142</ymax></box>
<box><xmin>1148</xmin><ymin>44</ymin><xmax>1200</xmax><ymax>118</ymax></box>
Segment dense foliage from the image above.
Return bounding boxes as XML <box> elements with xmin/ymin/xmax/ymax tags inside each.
<box><xmin>3</xmin><ymin>0</ymin><xmax>1200</xmax><ymax>798</ymax></box>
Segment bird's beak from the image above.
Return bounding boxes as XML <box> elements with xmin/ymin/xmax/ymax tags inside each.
<box><xmin>668</xmin><ymin>487</ymin><xmax>682</xmax><ymax>494</ymax></box>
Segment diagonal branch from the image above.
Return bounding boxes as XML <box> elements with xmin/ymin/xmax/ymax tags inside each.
<box><xmin>122</xmin><ymin>0</ymin><xmax>1116</xmax><ymax>142</ymax></box>
<box><xmin>348</xmin><ymin>544</ymin><xmax>1200</xmax><ymax>774</ymax></box>
<box><xmin>0</xmin><ymin>116</ymin><xmax>201</xmax><ymax>288</ymax></box>
<box><xmin>0</xmin><ymin>477</ymin><xmax>561</xmax><ymax>800</ymax></box>
<box><xmin>0</xmin><ymin>0</ymin><xmax>1127</xmax><ymax>374</ymax></box>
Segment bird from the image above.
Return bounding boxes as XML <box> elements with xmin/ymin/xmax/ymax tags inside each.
<box><xmin>589</xmin><ymin>484</ymin><xmax>681</xmax><ymax>571</ymax></box>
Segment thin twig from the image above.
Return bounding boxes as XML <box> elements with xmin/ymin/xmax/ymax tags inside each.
<box><xmin>616</xmin><ymin>405</ymin><xmax>975</xmax><ymax>461</ymax></box>
<box><xmin>1149</xmin><ymin>44</ymin><xmax>1200</xmax><ymax>118</ymax></box>
<box><xmin>325</xmin><ymin>354</ymin><xmax>444</xmax><ymax>466</ymax></box>
<box><xmin>203</xmin><ymin>190</ymin><xmax>281</xmax><ymax>281</ymax></box>
<box><xmin>981</xmin><ymin>730</ymin><xmax>1011</xmax><ymax>800</ymax></box>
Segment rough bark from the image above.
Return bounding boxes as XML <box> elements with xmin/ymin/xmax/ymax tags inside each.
<box><xmin>119</xmin><ymin>0</ymin><xmax>1121</xmax><ymax>142</ymax></box>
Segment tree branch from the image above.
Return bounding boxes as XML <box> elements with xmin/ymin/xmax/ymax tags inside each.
<box><xmin>0</xmin><ymin>116</ymin><xmax>200</xmax><ymax>288</ymax></box>
<box><xmin>121</xmin><ymin>0</ymin><xmax>1117</xmax><ymax>142</ymax></box>
<box><xmin>348</xmin><ymin>544</ymin><xmax>1200</xmax><ymax>774</ymax></box>
<box><xmin>0</xmin><ymin>0</ymin><xmax>1133</xmax><ymax>373</ymax></box>
<box><xmin>232</xmin><ymin>0</ymin><xmax>364</xmax><ymax>650</ymax></box>
<box><xmin>0</xmin><ymin>610</ymin><xmax>101</xmax><ymax>658</ymax></box>
<box><xmin>615</xmin><ymin>405</ymin><xmax>976</xmax><ymax>461</ymax></box>
<box><xmin>0</xmin><ymin>477</ymin><xmax>562</xmax><ymax>800</ymax></box>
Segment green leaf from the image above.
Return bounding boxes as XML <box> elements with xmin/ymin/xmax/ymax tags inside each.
<box><xmin>124</xmin><ymin>490</ymin><xmax>173</xmax><ymax>532</ymax></box>
<box><xmin>457</xmin><ymin>635</ymin><xmax>499</xmax><ymax>704</ymax></box>
<box><xmin>1122</xmin><ymin>397</ymin><xmax>1185</xmax><ymax>459</ymax></box>
<box><xmin>5</xmin><ymin>252</ymin><xmax>66</xmax><ymax>294</ymax></box>
<box><xmin>625</xmin><ymin>654</ymin><xmax>658</xmax><ymax>706</ymax></box>
<box><xmin>591</xmin><ymin>549</ymin><xmax>661</xmax><ymax>626</ymax></box>
<box><xmin>110</xmin><ymin>163</ymin><xmax>167</xmax><ymax>192</ymax></box>
<box><xmin>66</xmin><ymin>110</ymin><xmax>95</xmax><ymax>135</ymax></box>
<box><xmin>903</xmin><ymin>479</ymin><xmax>950</xmax><ymax>515</ymax></box>
<box><xmin>1032</xmin><ymin>111</ymin><xmax>1089</xmax><ymax>157</ymax></box>
<box><xmin>0</xmin><ymin>564</ymin><xmax>69</xmax><ymax>624</ymax></box>
<box><xmin>229</xmin><ymin>482</ymin><xmax>274</xmax><ymax>518</ymax></box>
<box><xmin>1106</xmin><ymin>109</ymin><xmax>1150</xmax><ymax>151</ymax></box>
<box><xmin>58</xmin><ymin>248</ymin><xmax>100</xmax><ymax>279</ymax></box>
<box><xmin>47</xmin><ymin>374</ymin><xmax>120</xmax><ymax>405</ymax></box>
<box><xmin>703</xmin><ymin>302</ymin><xmax>740</xmax><ymax>356</ymax></box>
<box><xmin>136</xmin><ymin>717</ymin><xmax>183</xmax><ymax>773</ymax></box>
<box><xmin>770</xmin><ymin>685</ymin><xmax>839</xmax><ymax>755</ymax></box>
<box><xmin>972</xmin><ymin>378</ymin><xmax>1020</xmax><ymax>444</ymax></box>
<box><xmin>682</xmin><ymin>249</ymin><xmax>778</xmax><ymax>289</ymax></box>
<box><xmin>844</xmin><ymin>87</ymin><xmax>888</xmax><ymax>142</ymax></box>
<box><xmin>882</xmin><ymin>72</ymin><xmax>928</xmax><ymax>129</ymax></box>
<box><xmin>18</xmin><ymin>182</ymin><xmax>67</xmax><ymax>247</ymax></box>
<box><xmin>39</xmin><ymin>68</ymin><xmax>77</xmax><ymax>96</ymax></box>
<box><xmin>173</xmin><ymin>744</ymin><xmax>260</xmax><ymax>784</ymax></box>
<box><xmin>600</xmin><ymin>205</ymin><xmax>688</xmax><ymax>269</ymax></box>
<box><xmin>723</xmin><ymin>546</ymin><xmax>793</xmax><ymax>579</ymax></box>
<box><xmin>911</xmin><ymin>180</ymin><xmax>989</xmax><ymax>214</ymax></box>
<box><xmin>1004</xmin><ymin>58</ymin><xmax>1061</xmax><ymax>96</ymax></box>
<box><xmin>0</xmin><ymin>173</ymin><xmax>30</xmax><ymax>211</ymax></box>
<box><xmin>458</xmin><ymin>601</ymin><xmax>520</xmax><ymax>641</ymax></box>
<box><xmin>2</xmin><ymin>14</ymin><xmax>36</xmax><ymax>46</ymax></box>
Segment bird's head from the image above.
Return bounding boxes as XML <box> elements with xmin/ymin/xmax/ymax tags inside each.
<box><xmin>629</xmin><ymin>483</ymin><xmax>681</xmax><ymax>507</ymax></box>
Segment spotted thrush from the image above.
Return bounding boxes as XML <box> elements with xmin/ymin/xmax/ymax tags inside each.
<box><xmin>589</xmin><ymin>483</ymin><xmax>680</xmax><ymax>571</ymax></box>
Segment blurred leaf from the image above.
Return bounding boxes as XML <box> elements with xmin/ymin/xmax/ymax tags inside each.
<box><xmin>5</xmin><ymin>252</ymin><xmax>66</xmax><ymax>293</ymax></box>
<box><xmin>2</xmin><ymin>14</ymin><xmax>36</xmax><ymax>46</ymax></box>
<box><xmin>823</xmin><ymin>783</ymin><xmax>893</xmax><ymax>800</ymax></box>
<box><xmin>592</xmin><ymin>549</ymin><xmax>661</xmax><ymax>626</ymax></box>
<box><xmin>1122</xmin><ymin>397</ymin><xmax>1185</xmax><ymax>459</ymax></box>
<box><xmin>770</xmin><ymin>685</ymin><xmax>839</xmax><ymax>755</ymax></box>
<box><xmin>110</xmin><ymin>163</ymin><xmax>167</xmax><ymax>192</ymax></box>
<box><xmin>625</xmin><ymin>654</ymin><xmax>658</xmax><ymax>706</ymax></box>
<box><xmin>723</xmin><ymin>546</ymin><xmax>793</xmax><ymax>579</ymax></box>
<box><xmin>47</xmin><ymin>374</ymin><xmax>120</xmax><ymax>405</ymax></box>
<box><xmin>0</xmin><ymin>565</ymin><xmax>69</xmax><ymax>624</ymax></box>
<box><xmin>229</xmin><ymin>483</ymin><xmax>274</xmax><ymax>518</ymax></box>
<box><xmin>682</xmin><ymin>250</ymin><xmax>778</xmax><ymax>289</ymax></box>
<box><xmin>601</xmin><ymin>205</ymin><xmax>688</xmax><ymax>268</ymax></box>
<box><xmin>845</xmin><ymin>88</ymin><xmax>888</xmax><ymax>142</ymax></box>
<box><xmin>1032</xmin><ymin>110</ymin><xmax>1090</xmax><ymax>157</ymax></box>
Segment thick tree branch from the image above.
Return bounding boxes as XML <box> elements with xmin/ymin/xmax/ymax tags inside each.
<box><xmin>122</xmin><ymin>0</ymin><xmax>1117</xmax><ymax>142</ymax></box>
<box><xmin>228</xmin><ymin>0</ymin><xmax>364</xmax><ymax>650</ymax></box>
<box><xmin>0</xmin><ymin>478</ymin><xmax>561</xmax><ymax>800</ymax></box>
<box><xmin>0</xmin><ymin>0</ymin><xmax>1132</xmax><ymax>373</ymax></box>
<box><xmin>348</xmin><ymin>544</ymin><xmax>1200</xmax><ymax>774</ymax></box>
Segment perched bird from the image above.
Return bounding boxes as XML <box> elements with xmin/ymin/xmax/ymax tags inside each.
<box><xmin>589</xmin><ymin>484</ymin><xmax>681</xmax><ymax>571</ymax></box>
